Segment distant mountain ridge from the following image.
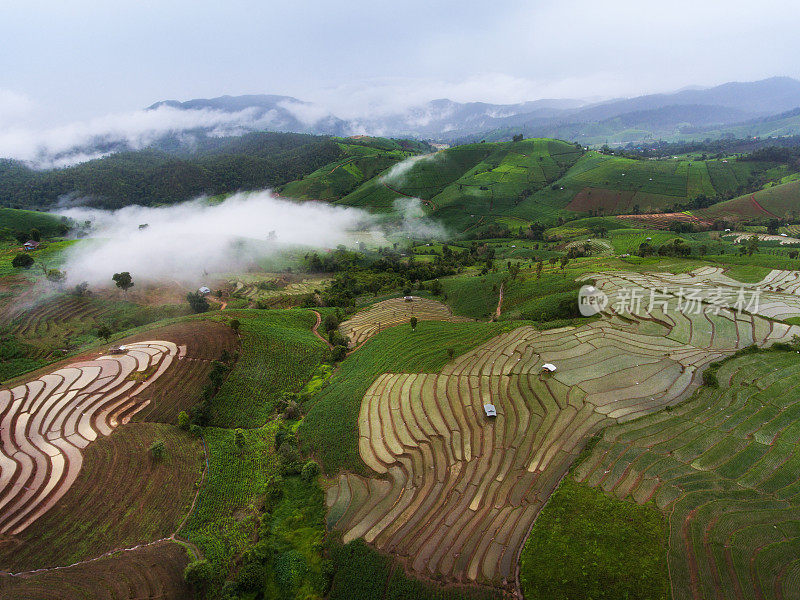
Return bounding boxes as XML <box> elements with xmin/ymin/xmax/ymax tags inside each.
<box><xmin>150</xmin><ymin>77</ymin><xmax>800</xmax><ymax>144</ymax></box>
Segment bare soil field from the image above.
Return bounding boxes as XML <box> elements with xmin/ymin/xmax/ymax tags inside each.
<box><xmin>0</xmin><ymin>540</ymin><xmax>193</xmax><ymax>600</ymax></box>
<box><xmin>0</xmin><ymin>422</ymin><xmax>201</xmax><ymax>572</ymax></box>
<box><xmin>617</xmin><ymin>212</ymin><xmax>714</xmax><ymax>229</ymax></box>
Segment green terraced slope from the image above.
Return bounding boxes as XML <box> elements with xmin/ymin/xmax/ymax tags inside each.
<box><xmin>572</xmin><ymin>348</ymin><xmax>800</xmax><ymax>600</ymax></box>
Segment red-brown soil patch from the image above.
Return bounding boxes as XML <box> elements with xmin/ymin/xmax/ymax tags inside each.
<box><xmin>0</xmin><ymin>422</ymin><xmax>201</xmax><ymax>572</ymax></box>
<box><xmin>0</xmin><ymin>539</ymin><xmax>193</xmax><ymax>599</ymax></box>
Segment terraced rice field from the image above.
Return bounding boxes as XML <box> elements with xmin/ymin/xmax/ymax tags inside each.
<box><xmin>724</xmin><ymin>232</ymin><xmax>800</xmax><ymax>245</ymax></box>
<box><xmin>0</xmin><ymin>422</ymin><xmax>200</xmax><ymax>572</ymax></box>
<box><xmin>326</xmin><ymin>266</ymin><xmax>800</xmax><ymax>590</ymax></box>
<box><xmin>0</xmin><ymin>539</ymin><xmax>192</xmax><ymax>599</ymax></box>
<box><xmin>0</xmin><ymin>341</ymin><xmax>177</xmax><ymax>537</ymax></box>
<box><xmin>125</xmin><ymin>321</ymin><xmax>238</xmax><ymax>423</ymax></box>
<box><xmin>0</xmin><ymin>295</ymin><xmax>186</xmax><ymax>362</ymax></box>
<box><xmin>340</xmin><ymin>297</ymin><xmax>472</xmax><ymax>348</ymax></box>
<box><xmin>588</xmin><ymin>265</ymin><xmax>800</xmax><ymax>321</ymax></box>
<box><xmin>231</xmin><ymin>275</ymin><xmax>330</xmax><ymax>306</ymax></box>
<box><xmin>573</xmin><ymin>350</ymin><xmax>800</xmax><ymax>600</ymax></box>
<box><xmin>563</xmin><ymin>238</ymin><xmax>613</xmax><ymax>255</ymax></box>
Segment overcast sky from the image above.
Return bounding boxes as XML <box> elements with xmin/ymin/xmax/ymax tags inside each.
<box><xmin>1</xmin><ymin>0</ymin><xmax>799</xmax><ymax>127</ymax></box>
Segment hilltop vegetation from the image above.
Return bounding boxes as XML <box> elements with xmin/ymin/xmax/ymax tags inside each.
<box><xmin>279</xmin><ymin>138</ymin><xmax>429</xmax><ymax>201</ymax></box>
<box><xmin>699</xmin><ymin>178</ymin><xmax>800</xmax><ymax>221</ymax></box>
<box><xmin>284</xmin><ymin>136</ymin><xmax>793</xmax><ymax>234</ymax></box>
<box><xmin>571</xmin><ymin>346</ymin><xmax>800</xmax><ymax>599</ymax></box>
<box><xmin>337</xmin><ymin>138</ymin><xmax>584</xmax><ymax>229</ymax></box>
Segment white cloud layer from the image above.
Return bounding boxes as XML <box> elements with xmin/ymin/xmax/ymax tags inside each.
<box><xmin>55</xmin><ymin>191</ymin><xmax>447</xmax><ymax>287</ymax></box>
<box><xmin>0</xmin><ymin>105</ymin><xmax>284</xmax><ymax>167</ymax></box>
<box><xmin>57</xmin><ymin>192</ymin><xmax>374</xmax><ymax>286</ymax></box>
<box><xmin>2</xmin><ymin>0</ymin><xmax>799</xmax><ymax>131</ymax></box>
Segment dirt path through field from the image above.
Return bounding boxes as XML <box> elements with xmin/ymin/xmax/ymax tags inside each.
<box><xmin>494</xmin><ymin>283</ymin><xmax>504</xmax><ymax>320</ymax></box>
<box><xmin>461</xmin><ymin>215</ymin><xmax>485</xmax><ymax>234</ymax></box>
<box><xmin>312</xmin><ymin>310</ymin><xmax>334</xmax><ymax>349</ymax></box>
<box><xmin>750</xmin><ymin>193</ymin><xmax>780</xmax><ymax>218</ymax></box>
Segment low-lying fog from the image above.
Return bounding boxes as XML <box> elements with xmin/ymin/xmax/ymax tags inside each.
<box><xmin>56</xmin><ymin>190</ymin><xmax>445</xmax><ymax>287</ymax></box>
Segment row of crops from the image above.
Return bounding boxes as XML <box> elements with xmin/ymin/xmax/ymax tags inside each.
<box><xmin>180</xmin><ymin>425</ymin><xmax>281</xmax><ymax>582</ymax></box>
<box><xmin>0</xmin><ymin>422</ymin><xmax>201</xmax><ymax>573</ymax></box>
<box><xmin>209</xmin><ymin>309</ymin><xmax>328</xmax><ymax>428</ymax></box>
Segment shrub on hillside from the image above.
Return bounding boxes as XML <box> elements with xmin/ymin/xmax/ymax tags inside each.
<box><xmin>11</xmin><ymin>253</ymin><xmax>34</xmax><ymax>269</ymax></box>
<box><xmin>186</xmin><ymin>291</ymin><xmax>210</xmax><ymax>313</ymax></box>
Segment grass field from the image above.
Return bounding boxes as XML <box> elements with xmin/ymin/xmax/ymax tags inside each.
<box><xmin>0</xmin><ymin>239</ymin><xmax>80</xmax><ymax>278</ymax></box>
<box><xmin>705</xmin><ymin>252</ymin><xmax>800</xmax><ymax>272</ymax></box>
<box><xmin>180</xmin><ymin>424</ymin><xmax>281</xmax><ymax>583</ymax></box>
<box><xmin>560</xmin><ymin>153</ymin><xmax>772</xmax><ymax>214</ymax></box>
<box><xmin>608</xmin><ymin>228</ymin><xmax>681</xmax><ymax>253</ymax></box>
<box><xmin>439</xmin><ymin>272</ymin><xmax>506</xmax><ymax>319</ymax></box>
<box><xmin>328</xmin><ymin>539</ymin><xmax>501</xmax><ymax>600</ymax></box>
<box><xmin>519</xmin><ymin>478</ymin><xmax>669</xmax><ymax>600</ymax></box>
<box><xmin>700</xmin><ymin>179</ymin><xmax>800</xmax><ymax>221</ymax></box>
<box><xmin>0</xmin><ymin>208</ymin><xmax>67</xmax><ymax>238</ymax></box>
<box><xmin>721</xmin><ymin>263</ymin><xmax>774</xmax><ymax>283</ymax></box>
<box><xmin>209</xmin><ymin>309</ymin><xmax>328</xmax><ymax>428</ymax></box>
<box><xmin>543</xmin><ymin>216</ymin><xmax>629</xmax><ymax>240</ymax></box>
<box><xmin>499</xmin><ymin>271</ymin><xmax>586</xmax><ymax>321</ymax></box>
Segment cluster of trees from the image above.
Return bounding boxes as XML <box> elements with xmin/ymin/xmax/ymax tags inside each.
<box><xmin>187</xmin><ymin>291</ymin><xmax>210</xmax><ymax>313</ymax></box>
<box><xmin>667</xmin><ymin>194</ymin><xmax>718</xmax><ymax>214</ymax></box>
<box><xmin>638</xmin><ymin>238</ymin><xmax>692</xmax><ymax>257</ymax></box>
<box><xmin>619</xmin><ymin>136</ymin><xmax>800</xmax><ymax>160</ymax></box>
<box><xmin>321</xmin><ymin>312</ymin><xmax>348</xmax><ymax>361</ymax></box>
<box><xmin>303</xmin><ymin>243</ymin><xmax>485</xmax><ymax>308</ymax></box>
<box><xmin>0</xmin><ymin>133</ymin><xmax>343</xmax><ymax>209</ymax></box>
<box><xmin>740</xmin><ymin>145</ymin><xmax>800</xmax><ymax>168</ymax></box>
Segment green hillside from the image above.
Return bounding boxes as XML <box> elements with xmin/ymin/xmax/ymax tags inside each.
<box><xmin>278</xmin><ymin>139</ymin><xmax>419</xmax><ymax>201</ymax></box>
<box><xmin>336</xmin><ymin>138</ymin><xmax>583</xmax><ymax>230</ymax></box>
<box><xmin>314</xmin><ymin>140</ymin><xmax>790</xmax><ymax>233</ymax></box>
<box><xmin>0</xmin><ymin>133</ymin><xmax>345</xmax><ymax>210</ymax></box>
<box><xmin>0</xmin><ymin>208</ymin><xmax>68</xmax><ymax>238</ymax></box>
<box><xmin>552</xmin><ymin>152</ymin><xmax>778</xmax><ymax>214</ymax></box>
<box><xmin>699</xmin><ymin>178</ymin><xmax>800</xmax><ymax>221</ymax></box>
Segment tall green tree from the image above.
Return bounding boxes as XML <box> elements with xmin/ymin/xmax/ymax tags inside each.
<box><xmin>112</xmin><ymin>271</ymin><xmax>134</xmax><ymax>294</ymax></box>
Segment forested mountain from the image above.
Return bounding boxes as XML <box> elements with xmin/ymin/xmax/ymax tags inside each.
<box><xmin>0</xmin><ymin>133</ymin><xmax>345</xmax><ymax>209</ymax></box>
